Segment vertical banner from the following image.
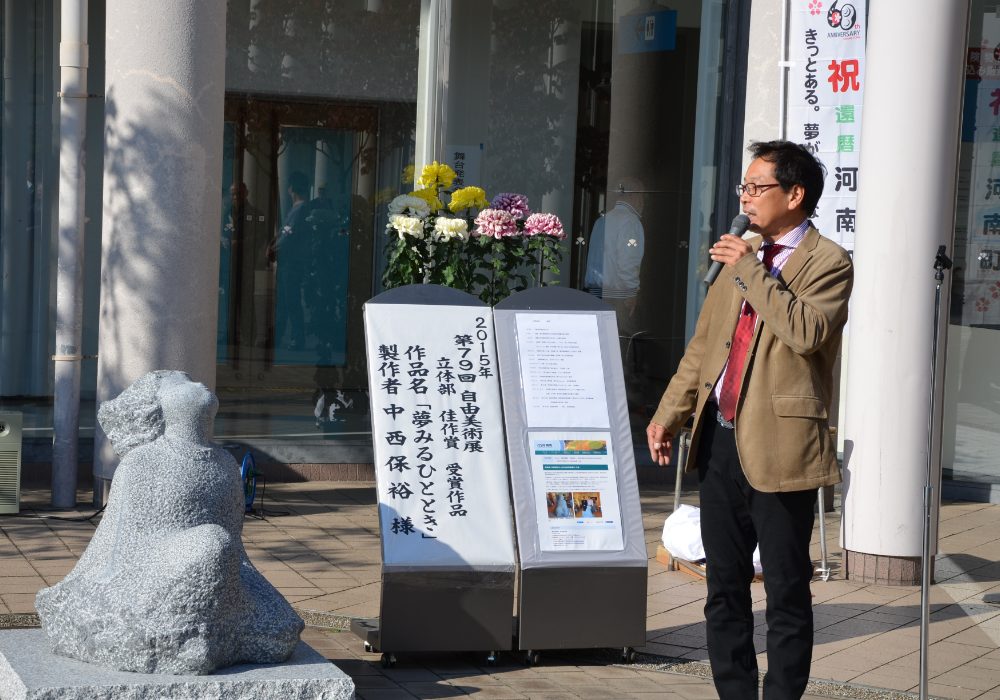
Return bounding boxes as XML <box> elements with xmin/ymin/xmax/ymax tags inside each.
<box><xmin>963</xmin><ymin>14</ymin><xmax>1000</xmax><ymax>327</ymax></box>
<box><xmin>786</xmin><ymin>0</ymin><xmax>867</xmax><ymax>253</ymax></box>
<box><xmin>364</xmin><ymin>303</ymin><xmax>516</xmax><ymax>569</ymax></box>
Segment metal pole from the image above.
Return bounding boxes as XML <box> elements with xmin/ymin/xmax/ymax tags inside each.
<box><xmin>919</xmin><ymin>245</ymin><xmax>951</xmax><ymax>700</ymax></box>
<box><xmin>52</xmin><ymin>0</ymin><xmax>90</xmax><ymax>508</ymax></box>
<box><xmin>672</xmin><ymin>430</ymin><xmax>690</xmax><ymax>515</ymax></box>
<box><xmin>816</xmin><ymin>486</ymin><xmax>830</xmax><ymax>581</ymax></box>
<box><xmin>669</xmin><ymin>430</ymin><xmax>690</xmax><ymax>572</ymax></box>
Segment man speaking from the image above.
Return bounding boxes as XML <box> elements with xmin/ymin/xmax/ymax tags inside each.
<box><xmin>646</xmin><ymin>140</ymin><xmax>853</xmax><ymax>699</ymax></box>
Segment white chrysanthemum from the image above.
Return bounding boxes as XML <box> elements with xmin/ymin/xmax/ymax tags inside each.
<box><xmin>432</xmin><ymin>216</ymin><xmax>469</xmax><ymax>242</ymax></box>
<box><xmin>388</xmin><ymin>194</ymin><xmax>431</xmax><ymax>218</ymax></box>
<box><xmin>390</xmin><ymin>214</ymin><xmax>424</xmax><ymax>239</ymax></box>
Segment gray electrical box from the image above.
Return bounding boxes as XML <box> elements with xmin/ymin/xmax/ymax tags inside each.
<box><xmin>0</xmin><ymin>412</ymin><xmax>23</xmax><ymax>514</ymax></box>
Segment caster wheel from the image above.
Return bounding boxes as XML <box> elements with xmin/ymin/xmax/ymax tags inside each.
<box><xmin>621</xmin><ymin>647</ymin><xmax>636</xmax><ymax>664</ymax></box>
<box><xmin>486</xmin><ymin>651</ymin><xmax>497</xmax><ymax>666</ymax></box>
<box><xmin>363</xmin><ymin>641</ymin><xmax>372</xmax><ymax>653</ymax></box>
<box><xmin>525</xmin><ymin>650</ymin><xmax>540</xmax><ymax>666</ymax></box>
<box><xmin>380</xmin><ymin>653</ymin><xmax>396</xmax><ymax>668</ymax></box>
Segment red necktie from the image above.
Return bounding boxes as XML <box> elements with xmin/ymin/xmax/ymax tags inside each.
<box><xmin>717</xmin><ymin>244</ymin><xmax>785</xmax><ymax>423</ymax></box>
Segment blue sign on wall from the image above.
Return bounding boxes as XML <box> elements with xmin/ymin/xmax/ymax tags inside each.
<box><xmin>618</xmin><ymin>9</ymin><xmax>676</xmax><ymax>54</ymax></box>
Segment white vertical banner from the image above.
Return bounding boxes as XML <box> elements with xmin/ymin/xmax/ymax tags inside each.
<box><xmin>786</xmin><ymin>0</ymin><xmax>867</xmax><ymax>252</ymax></box>
<box><xmin>364</xmin><ymin>303</ymin><xmax>516</xmax><ymax>569</ymax></box>
<box><xmin>963</xmin><ymin>13</ymin><xmax>1000</xmax><ymax>327</ymax></box>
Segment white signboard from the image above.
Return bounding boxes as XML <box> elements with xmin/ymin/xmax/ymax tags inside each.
<box><xmin>786</xmin><ymin>0</ymin><xmax>867</xmax><ymax>252</ymax></box>
<box><xmin>515</xmin><ymin>313</ymin><xmax>610</xmax><ymax>428</ymax></box>
<box><xmin>365</xmin><ymin>303</ymin><xmax>516</xmax><ymax>568</ymax></box>
<box><xmin>528</xmin><ymin>432</ymin><xmax>625</xmax><ymax>552</ymax></box>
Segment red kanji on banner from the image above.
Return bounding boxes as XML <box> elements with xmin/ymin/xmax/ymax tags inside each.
<box><xmin>991</xmin><ymin>88</ymin><xmax>1000</xmax><ymax>116</ymax></box>
<box><xmin>828</xmin><ymin>59</ymin><xmax>861</xmax><ymax>92</ymax></box>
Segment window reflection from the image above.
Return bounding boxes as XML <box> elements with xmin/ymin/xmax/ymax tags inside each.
<box><xmin>942</xmin><ymin>2</ymin><xmax>1000</xmax><ymax>486</ymax></box>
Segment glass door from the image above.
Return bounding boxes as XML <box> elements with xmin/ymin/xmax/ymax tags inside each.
<box><xmin>216</xmin><ymin>96</ymin><xmax>377</xmax><ymax>433</ymax></box>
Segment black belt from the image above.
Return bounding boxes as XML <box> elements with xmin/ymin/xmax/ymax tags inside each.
<box><xmin>706</xmin><ymin>402</ymin><xmax>734</xmax><ymax>430</ymax></box>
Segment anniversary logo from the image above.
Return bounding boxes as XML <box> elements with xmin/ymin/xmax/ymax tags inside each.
<box><xmin>823</xmin><ymin>0</ymin><xmax>863</xmax><ymax>39</ymax></box>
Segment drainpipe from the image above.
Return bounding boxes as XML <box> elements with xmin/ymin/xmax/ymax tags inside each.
<box><xmin>415</xmin><ymin>0</ymin><xmax>450</xmax><ymax>172</ymax></box>
<box><xmin>52</xmin><ymin>0</ymin><xmax>89</xmax><ymax>508</ymax></box>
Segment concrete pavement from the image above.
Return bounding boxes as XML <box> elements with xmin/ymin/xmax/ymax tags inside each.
<box><xmin>0</xmin><ymin>482</ymin><xmax>998</xmax><ymax>699</ymax></box>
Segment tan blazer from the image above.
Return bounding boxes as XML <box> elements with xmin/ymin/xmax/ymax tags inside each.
<box><xmin>651</xmin><ymin>226</ymin><xmax>853</xmax><ymax>492</ymax></box>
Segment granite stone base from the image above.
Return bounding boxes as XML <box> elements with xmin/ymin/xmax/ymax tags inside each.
<box><xmin>844</xmin><ymin>549</ymin><xmax>932</xmax><ymax>585</ymax></box>
<box><xmin>0</xmin><ymin>629</ymin><xmax>355</xmax><ymax>700</ymax></box>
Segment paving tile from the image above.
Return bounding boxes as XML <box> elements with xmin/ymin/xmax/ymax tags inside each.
<box><xmin>398</xmin><ymin>681</ymin><xmax>469</xmax><ymax>698</ymax></box>
<box><xmin>497</xmin><ymin>677</ymin><xmax>562</xmax><ymax>691</ymax></box>
<box><xmin>808</xmin><ymin>662</ymin><xmax>865</xmax><ymax>683</ymax></box>
<box><xmin>356</xmin><ymin>689</ymin><xmax>420</xmax><ymax>700</ymax></box>
<box><xmin>5</xmin><ymin>486</ymin><xmax>1000</xmax><ymax>699</ymax></box>
<box><xmin>847</xmin><ymin>667</ymin><xmax>918</xmax><ymax>692</ymax></box>
<box><xmin>639</xmin><ymin>641</ymin><xmax>697</xmax><ymax>658</ymax></box>
<box><xmin>380</xmin><ymin>667</ymin><xmax>444</xmax><ymax>683</ymax></box>
<box><xmin>439</xmin><ymin>673</ymin><xmax>509</xmax><ymax>687</ymax></box>
<box><xmin>933</xmin><ymin>667</ymin><xmax>1000</xmax><ymax>692</ymax></box>
<box><xmin>669</xmin><ymin>683</ymin><xmax>723</xmax><ymax>699</ymax></box>
<box><xmin>444</xmin><ymin>687</ymin><xmax>527</xmax><ymax>699</ymax></box>
<box><xmin>354</xmin><ymin>674</ymin><xmax>406</xmax><ymax>690</ymax></box>
<box><xmin>0</xmin><ymin>577</ymin><xmax>47</xmax><ymax>594</ymax></box>
<box><xmin>601</xmin><ymin>676</ymin><xmax>675</xmax><ymax>693</ymax></box>
<box><xmin>1</xmin><ymin>593</ymin><xmax>38</xmax><ymax>613</ymax></box>
<box><xmin>923</xmin><ymin>681</ymin><xmax>983</xmax><ymax>700</ymax></box>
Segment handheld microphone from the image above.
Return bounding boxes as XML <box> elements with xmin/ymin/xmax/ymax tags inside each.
<box><xmin>703</xmin><ymin>214</ymin><xmax>751</xmax><ymax>285</ymax></box>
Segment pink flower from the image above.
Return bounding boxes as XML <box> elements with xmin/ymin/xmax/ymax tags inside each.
<box><xmin>473</xmin><ymin>208</ymin><xmax>518</xmax><ymax>239</ymax></box>
<box><xmin>491</xmin><ymin>192</ymin><xmax>530</xmax><ymax>221</ymax></box>
<box><xmin>976</xmin><ymin>297</ymin><xmax>991</xmax><ymax>312</ymax></box>
<box><xmin>523</xmin><ymin>212</ymin><xmax>565</xmax><ymax>239</ymax></box>
<box><xmin>808</xmin><ymin>0</ymin><xmax>822</xmax><ymax>16</ymax></box>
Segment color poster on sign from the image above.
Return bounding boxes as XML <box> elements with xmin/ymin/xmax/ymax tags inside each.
<box><xmin>528</xmin><ymin>432</ymin><xmax>624</xmax><ymax>552</ymax></box>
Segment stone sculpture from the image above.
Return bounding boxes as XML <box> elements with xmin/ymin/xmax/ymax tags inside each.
<box><xmin>35</xmin><ymin>370</ymin><xmax>304</xmax><ymax>675</ymax></box>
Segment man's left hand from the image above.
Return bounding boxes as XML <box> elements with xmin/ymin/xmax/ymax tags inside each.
<box><xmin>709</xmin><ymin>234</ymin><xmax>753</xmax><ymax>266</ymax></box>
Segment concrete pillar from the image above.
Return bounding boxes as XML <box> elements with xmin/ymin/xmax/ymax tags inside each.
<box><xmin>93</xmin><ymin>1</ymin><xmax>227</xmax><ymax>497</ymax></box>
<box><xmin>841</xmin><ymin>0</ymin><xmax>969</xmax><ymax>584</ymax></box>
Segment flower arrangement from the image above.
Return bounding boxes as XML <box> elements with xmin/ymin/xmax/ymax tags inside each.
<box><xmin>382</xmin><ymin>162</ymin><xmax>565</xmax><ymax>305</ymax></box>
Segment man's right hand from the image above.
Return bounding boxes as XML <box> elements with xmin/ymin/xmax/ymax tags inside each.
<box><xmin>646</xmin><ymin>422</ymin><xmax>673</xmax><ymax>466</ymax></box>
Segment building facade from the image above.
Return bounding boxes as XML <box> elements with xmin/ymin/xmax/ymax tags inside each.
<box><xmin>0</xmin><ymin>0</ymin><xmax>995</xmax><ymax>530</ymax></box>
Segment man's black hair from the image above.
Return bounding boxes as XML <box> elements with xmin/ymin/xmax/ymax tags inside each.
<box><xmin>287</xmin><ymin>171</ymin><xmax>310</xmax><ymax>200</ymax></box>
<box><xmin>748</xmin><ymin>140</ymin><xmax>826</xmax><ymax>217</ymax></box>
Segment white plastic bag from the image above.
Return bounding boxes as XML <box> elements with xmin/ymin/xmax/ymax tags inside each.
<box><xmin>661</xmin><ymin>504</ymin><xmax>705</xmax><ymax>561</ymax></box>
<box><xmin>661</xmin><ymin>504</ymin><xmax>764</xmax><ymax>574</ymax></box>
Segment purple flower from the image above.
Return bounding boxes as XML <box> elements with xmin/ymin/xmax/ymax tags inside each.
<box><xmin>491</xmin><ymin>192</ymin><xmax>530</xmax><ymax>221</ymax></box>
<box><xmin>523</xmin><ymin>212</ymin><xmax>565</xmax><ymax>239</ymax></box>
<box><xmin>473</xmin><ymin>208</ymin><xmax>519</xmax><ymax>239</ymax></box>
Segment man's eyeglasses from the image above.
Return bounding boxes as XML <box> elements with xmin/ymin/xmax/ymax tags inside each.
<box><xmin>735</xmin><ymin>182</ymin><xmax>782</xmax><ymax>197</ymax></box>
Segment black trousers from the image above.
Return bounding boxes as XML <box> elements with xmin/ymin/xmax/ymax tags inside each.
<box><xmin>697</xmin><ymin>410</ymin><xmax>818</xmax><ymax>700</ymax></box>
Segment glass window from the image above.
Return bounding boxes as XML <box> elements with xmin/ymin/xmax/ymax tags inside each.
<box><xmin>2</xmin><ymin>0</ymin><xmax>747</xmax><ymax>468</ymax></box>
<box><xmin>218</xmin><ymin>2</ymin><xmax>419</xmax><ymax>449</ymax></box>
<box><xmin>0</xmin><ymin>0</ymin><xmax>105</xmax><ymax>455</ymax></box>
<box><xmin>0</xmin><ymin>3</ymin><xmax>75</xmax><ymax>441</ymax></box>
<box><xmin>437</xmin><ymin>0</ymin><xmax>745</xmax><ymax>444</ymax></box>
<box><xmin>942</xmin><ymin>2</ymin><xmax>1000</xmax><ymax>491</ymax></box>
